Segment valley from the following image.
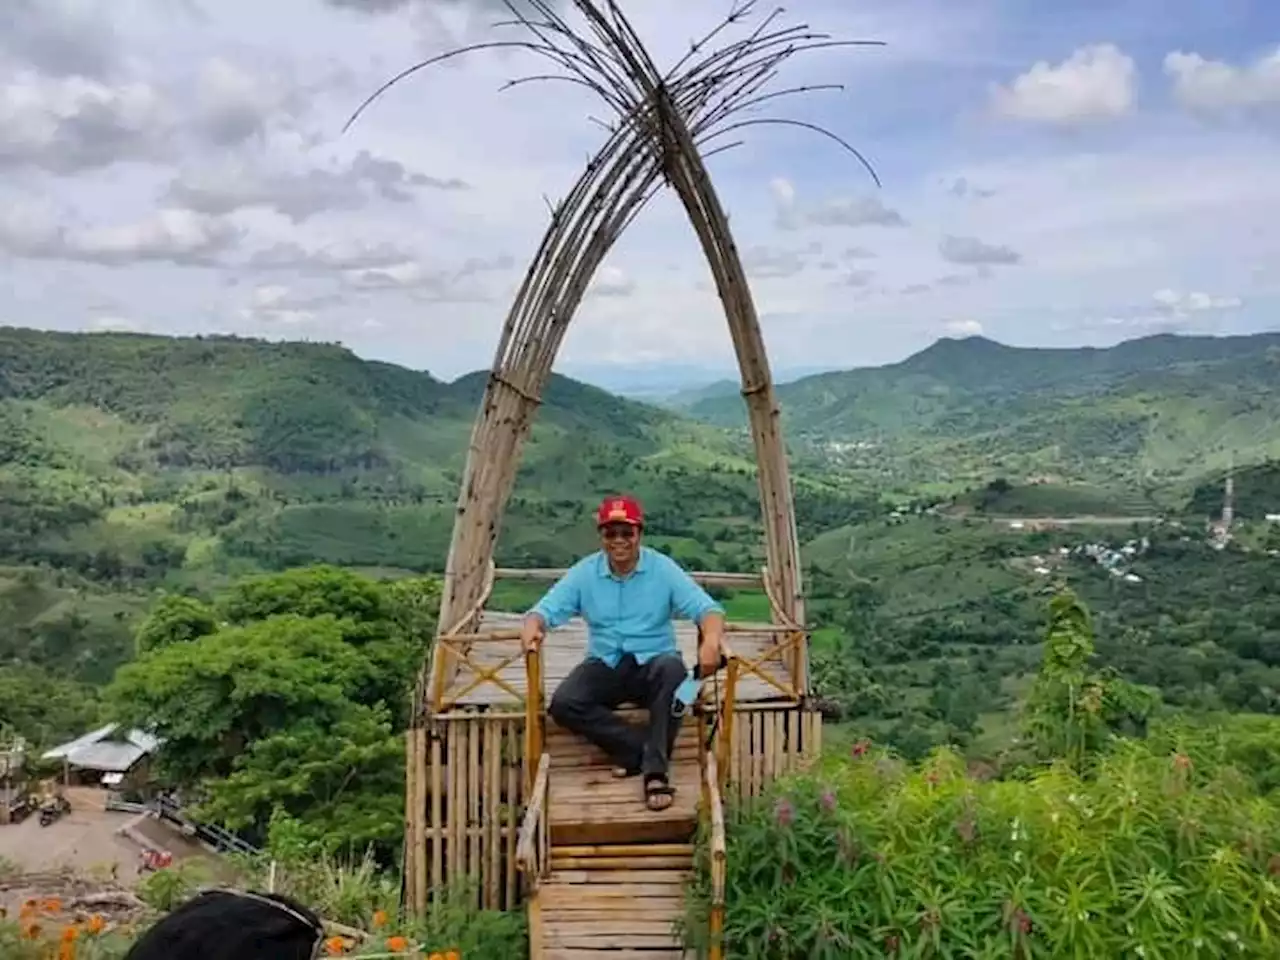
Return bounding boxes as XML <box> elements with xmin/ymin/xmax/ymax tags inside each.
<box><xmin>2</xmin><ymin>326</ymin><xmax>1278</xmax><ymax>769</ymax></box>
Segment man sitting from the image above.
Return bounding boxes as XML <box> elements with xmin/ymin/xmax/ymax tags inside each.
<box><xmin>520</xmin><ymin>495</ymin><xmax>725</xmax><ymax>811</ymax></box>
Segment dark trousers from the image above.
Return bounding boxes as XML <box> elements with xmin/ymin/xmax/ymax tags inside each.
<box><xmin>548</xmin><ymin>652</ymin><xmax>687</xmax><ymax>779</ymax></box>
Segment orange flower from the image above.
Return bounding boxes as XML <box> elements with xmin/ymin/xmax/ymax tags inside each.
<box><xmin>371</xmin><ymin>909</ymin><xmax>388</xmax><ymax>928</ymax></box>
<box><xmin>22</xmin><ymin>921</ymin><xmax>41</xmax><ymax>939</ymax></box>
<box><xmin>61</xmin><ymin>924</ymin><xmax>80</xmax><ymax>941</ymax></box>
<box><xmin>323</xmin><ymin>936</ymin><xmax>348</xmax><ymax>956</ymax></box>
<box><xmin>87</xmin><ymin>914</ymin><xmax>106</xmax><ymax>935</ymax></box>
<box><xmin>385</xmin><ymin>935</ymin><xmax>410</xmax><ymax>952</ymax></box>
<box><xmin>428</xmin><ymin>953</ymin><xmax>444</xmax><ymax>960</ymax></box>
<box><xmin>444</xmin><ymin>951</ymin><xmax>460</xmax><ymax>960</ymax></box>
<box><xmin>42</xmin><ymin>897</ymin><xmax>62</xmax><ymax>914</ymax></box>
<box><xmin>58</xmin><ymin>942</ymin><xmax>77</xmax><ymax>960</ymax></box>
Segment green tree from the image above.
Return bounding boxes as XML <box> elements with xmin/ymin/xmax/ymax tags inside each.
<box><xmin>134</xmin><ymin>593</ymin><xmax>217</xmax><ymax>654</ymax></box>
<box><xmin>1022</xmin><ymin>589</ymin><xmax>1159</xmax><ymax>769</ymax></box>
<box><xmin>0</xmin><ymin>663</ymin><xmax>101</xmax><ymax>747</ymax></box>
<box><xmin>104</xmin><ymin>566</ymin><xmax>439</xmax><ymax>860</ymax></box>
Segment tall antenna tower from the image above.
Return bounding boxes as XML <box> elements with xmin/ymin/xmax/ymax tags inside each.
<box><xmin>1223</xmin><ymin>456</ymin><xmax>1235</xmax><ymax>533</ymax></box>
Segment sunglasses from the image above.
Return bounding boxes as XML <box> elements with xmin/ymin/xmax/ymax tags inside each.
<box><xmin>599</xmin><ymin>524</ymin><xmax>638</xmax><ymax>540</ymax></box>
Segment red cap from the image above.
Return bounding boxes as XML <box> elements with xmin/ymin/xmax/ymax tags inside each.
<box><xmin>596</xmin><ymin>495</ymin><xmax>643</xmax><ymax>527</ymax></box>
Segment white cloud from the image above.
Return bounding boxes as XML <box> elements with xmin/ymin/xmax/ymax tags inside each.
<box><xmin>939</xmin><ymin>234</ymin><xmax>1021</xmax><ymax>266</ymax></box>
<box><xmin>0</xmin><ymin>202</ymin><xmax>240</xmax><ymax>266</ymax></box>
<box><xmin>0</xmin><ymin>69</ymin><xmax>170</xmax><ymax>172</ymax></box>
<box><xmin>88</xmin><ymin>314</ymin><xmax>144</xmax><ymax>332</ymax></box>
<box><xmin>772</xmin><ymin>177</ymin><xmax>906</xmax><ymax>230</ymax></box>
<box><xmin>589</xmin><ymin>265</ymin><xmax>635</xmax><ymax>298</ymax></box>
<box><xmin>1165</xmin><ymin>47</ymin><xmax>1280</xmax><ymax>115</ymax></box>
<box><xmin>990</xmin><ymin>44</ymin><xmax>1136</xmax><ymax>125</ymax></box>
<box><xmin>168</xmin><ymin>149</ymin><xmax>461</xmax><ymax>222</ymax></box>
<box><xmin>0</xmin><ymin>0</ymin><xmax>121</xmax><ymax>79</ymax></box>
<box><xmin>944</xmin><ymin>319</ymin><xmax>984</xmax><ymax>337</ymax></box>
<box><xmin>1152</xmin><ymin>288</ymin><xmax>1243</xmax><ymax>315</ymax></box>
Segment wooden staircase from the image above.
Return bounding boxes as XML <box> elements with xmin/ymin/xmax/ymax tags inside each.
<box><xmin>519</xmin><ymin>715</ymin><xmax>722</xmax><ymax>958</ymax></box>
<box><xmin>534</xmin><ymin>848</ymin><xmax>694</xmax><ymax>958</ymax></box>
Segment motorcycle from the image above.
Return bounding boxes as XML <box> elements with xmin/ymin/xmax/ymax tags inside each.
<box><xmin>38</xmin><ymin>794</ymin><xmax>71</xmax><ymax>827</ymax></box>
<box><xmin>138</xmin><ymin>848</ymin><xmax>173</xmax><ymax>873</ymax></box>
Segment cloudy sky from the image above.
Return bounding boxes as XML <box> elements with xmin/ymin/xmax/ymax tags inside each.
<box><xmin>2</xmin><ymin>0</ymin><xmax>1279</xmax><ymax>384</ymax></box>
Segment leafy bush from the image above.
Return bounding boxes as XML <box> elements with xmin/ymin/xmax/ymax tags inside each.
<box><xmin>684</xmin><ymin>740</ymin><xmax>1280</xmax><ymax>958</ymax></box>
<box><xmin>0</xmin><ymin>898</ymin><xmax>137</xmax><ymax>959</ymax></box>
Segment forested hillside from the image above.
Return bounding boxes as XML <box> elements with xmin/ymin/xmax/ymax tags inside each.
<box><xmin>686</xmin><ymin>332</ymin><xmax>1280</xmax><ymax>494</ymax></box>
<box><xmin>4</xmin><ymin>325</ymin><xmax>1280</xmax><ymax>766</ymax></box>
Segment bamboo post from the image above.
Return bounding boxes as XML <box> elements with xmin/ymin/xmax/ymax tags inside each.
<box><xmin>524</xmin><ymin>648</ymin><xmax>544</xmax><ymax>795</ymax></box>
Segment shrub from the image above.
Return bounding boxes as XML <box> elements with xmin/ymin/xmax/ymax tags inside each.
<box><xmin>0</xmin><ymin>899</ymin><xmax>136</xmax><ymax>959</ymax></box>
<box><xmin>684</xmin><ymin>740</ymin><xmax>1280</xmax><ymax>957</ymax></box>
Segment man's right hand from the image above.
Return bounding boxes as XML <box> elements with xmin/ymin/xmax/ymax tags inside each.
<box><xmin>520</xmin><ymin>613</ymin><xmax>545</xmax><ymax>654</ymax></box>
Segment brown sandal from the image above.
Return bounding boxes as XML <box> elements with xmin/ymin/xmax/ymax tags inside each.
<box><xmin>644</xmin><ymin>776</ymin><xmax>676</xmax><ymax>811</ymax></box>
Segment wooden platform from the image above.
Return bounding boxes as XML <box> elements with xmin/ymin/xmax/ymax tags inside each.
<box><xmin>440</xmin><ymin>611</ymin><xmax>795</xmax><ymax>709</ymax></box>
<box><xmin>533</xmin><ymin>866</ymin><xmax>693</xmax><ymax>958</ymax></box>
<box><xmin>546</xmin><ymin>716</ymin><xmax>701</xmax><ymax>847</ymax></box>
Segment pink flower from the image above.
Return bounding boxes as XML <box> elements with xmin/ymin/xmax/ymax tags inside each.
<box><xmin>820</xmin><ymin>788</ymin><xmax>837</xmax><ymax>813</ymax></box>
<box><xmin>773</xmin><ymin>797</ymin><xmax>794</xmax><ymax>827</ymax></box>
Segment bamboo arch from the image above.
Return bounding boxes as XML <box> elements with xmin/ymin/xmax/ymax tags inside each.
<box><xmin>346</xmin><ymin>0</ymin><xmax>881</xmax><ymax>904</ymax></box>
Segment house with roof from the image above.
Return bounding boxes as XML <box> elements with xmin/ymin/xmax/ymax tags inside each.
<box><xmin>41</xmin><ymin>723</ymin><xmax>162</xmax><ymax>793</ymax></box>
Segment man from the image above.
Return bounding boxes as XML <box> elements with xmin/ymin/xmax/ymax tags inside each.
<box><xmin>520</xmin><ymin>494</ymin><xmax>726</xmax><ymax>811</ymax></box>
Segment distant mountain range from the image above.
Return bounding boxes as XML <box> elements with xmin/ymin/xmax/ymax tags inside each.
<box><xmin>682</xmin><ymin>332</ymin><xmax>1280</xmax><ymax>487</ymax></box>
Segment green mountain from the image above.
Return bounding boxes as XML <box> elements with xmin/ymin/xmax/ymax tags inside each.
<box><xmin>0</xmin><ymin>327</ymin><xmax>774</xmax><ymax>591</ymax></box>
<box><xmin>687</xmin><ymin>332</ymin><xmax>1280</xmax><ymax>491</ymax></box>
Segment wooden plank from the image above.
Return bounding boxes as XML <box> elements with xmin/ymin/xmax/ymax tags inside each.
<box><xmin>430</xmin><ymin>729</ymin><xmax>442</xmax><ymax>898</ymax></box>
<box><xmin>553</xmin><ymin>844</ymin><xmax>693</xmax><ymax>858</ymax></box>
<box><xmin>505</xmin><ymin>719</ymin><xmax>519</xmax><ymax>909</ymax></box>
<box><xmin>544</xmin><ymin>933</ymin><xmax>684</xmax><ymax>949</ymax></box>
<box><xmin>404</xmin><ymin>727</ymin><xmax>420</xmax><ymax>912</ymax></box>
<box><xmin>447</xmin><ymin>722</ymin><xmax>460</xmax><ymax>883</ymax></box>
<box><xmin>495</xmin><ymin>567</ymin><xmax>761</xmax><ymax>589</ymax></box>
<box><xmin>528</xmin><ymin>887</ymin><xmax>544</xmax><ymax>960</ymax></box>
<box><xmin>547</xmin><ymin>860</ymin><xmax>696</xmax><ymax>875</ymax></box>
<box><xmin>485</xmin><ymin>721</ymin><xmax>500</xmax><ymax>909</ymax></box>
<box><xmin>546</xmin><ymin>869</ymin><xmax>691</xmax><ymax>885</ymax></box>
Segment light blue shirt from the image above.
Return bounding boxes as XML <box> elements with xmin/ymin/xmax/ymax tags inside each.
<box><xmin>529</xmin><ymin>547</ymin><xmax>724</xmax><ymax>667</ymax></box>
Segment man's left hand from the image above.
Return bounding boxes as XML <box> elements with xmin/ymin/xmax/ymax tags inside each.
<box><xmin>697</xmin><ymin>612</ymin><xmax>727</xmax><ymax>676</ymax></box>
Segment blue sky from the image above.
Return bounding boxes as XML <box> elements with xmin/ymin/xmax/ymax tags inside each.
<box><xmin>1</xmin><ymin>0</ymin><xmax>1278</xmax><ymax>386</ymax></box>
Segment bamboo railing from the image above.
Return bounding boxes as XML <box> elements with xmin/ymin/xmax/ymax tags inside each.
<box><xmin>704</xmin><ymin>751</ymin><xmax>728</xmax><ymax>960</ymax></box>
<box><xmin>515</xmin><ymin>752</ymin><xmax>551</xmax><ymax>887</ymax></box>
<box><xmin>524</xmin><ymin>645</ymin><xmax>545</xmax><ymax>795</ymax></box>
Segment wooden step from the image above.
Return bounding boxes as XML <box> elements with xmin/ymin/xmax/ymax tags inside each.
<box><xmin>532</xmin><ymin>861</ymin><xmax>694</xmax><ymax>958</ymax></box>
<box><xmin>549</xmin><ymin>756</ymin><xmax>700</xmax><ymax>846</ymax></box>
